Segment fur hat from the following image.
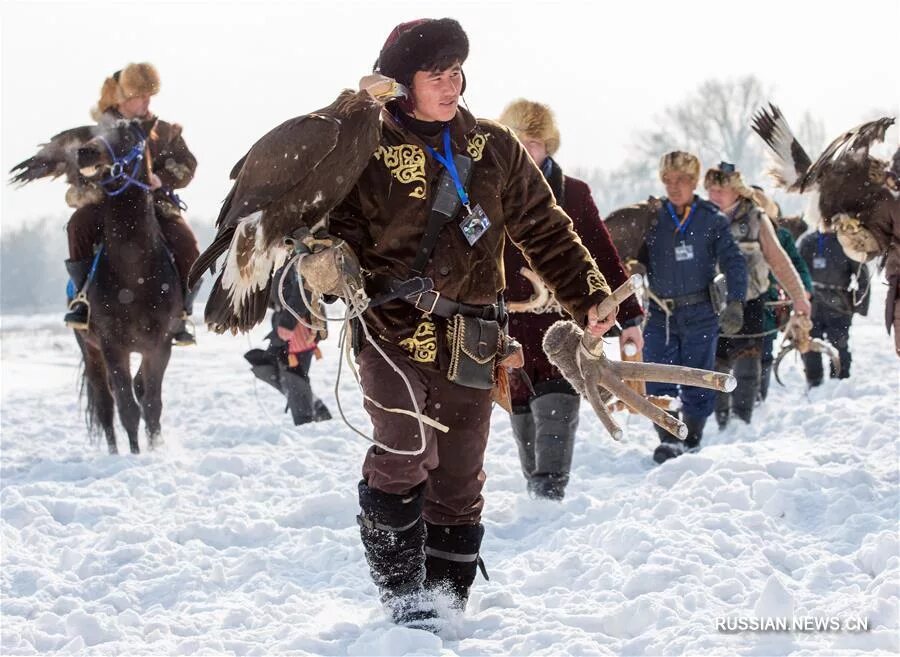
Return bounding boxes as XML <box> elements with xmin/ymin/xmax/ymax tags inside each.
<box><xmin>498</xmin><ymin>99</ymin><xmax>561</xmax><ymax>156</ymax></box>
<box><xmin>375</xmin><ymin>18</ymin><xmax>468</xmax><ymax>88</ymax></box>
<box><xmin>659</xmin><ymin>151</ymin><xmax>700</xmax><ymax>184</ymax></box>
<box><xmin>703</xmin><ymin>161</ymin><xmax>755</xmax><ymax>200</ymax></box>
<box><xmin>94</xmin><ymin>62</ymin><xmax>160</xmax><ymax>117</ymax></box>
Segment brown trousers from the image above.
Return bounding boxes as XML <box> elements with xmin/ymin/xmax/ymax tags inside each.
<box><xmin>67</xmin><ymin>203</ymin><xmax>200</xmax><ymax>289</ymax></box>
<box><xmin>358</xmin><ymin>341</ymin><xmax>493</xmax><ymax>526</ymax></box>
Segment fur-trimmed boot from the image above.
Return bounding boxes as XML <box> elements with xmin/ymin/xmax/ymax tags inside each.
<box><xmin>424</xmin><ymin>522</ymin><xmax>487</xmax><ymax>612</ymax></box>
<box><xmin>64</xmin><ymin>258</ymin><xmax>93</xmax><ymax>329</ymax></box>
<box><xmin>510</xmin><ymin>410</ymin><xmax>536</xmax><ymax>485</ymax></box>
<box><xmin>529</xmin><ymin>393</ymin><xmax>580</xmax><ymax>500</ymax></box>
<box><xmin>357</xmin><ymin>481</ymin><xmax>439</xmax><ymax>631</ymax></box>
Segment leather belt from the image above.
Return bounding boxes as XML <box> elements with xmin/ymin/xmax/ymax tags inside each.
<box><xmin>371</xmin><ymin>275</ymin><xmax>501</xmax><ymax>320</ymax></box>
<box><xmin>652</xmin><ymin>289</ymin><xmax>711</xmax><ymax>311</ymax></box>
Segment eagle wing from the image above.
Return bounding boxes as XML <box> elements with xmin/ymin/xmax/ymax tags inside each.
<box><xmin>188</xmin><ymin>113</ymin><xmax>341</xmax><ymax>289</ymax></box>
<box><xmin>217</xmin><ymin>114</ymin><xmax>341</xmax><ymax>230</ymax></box>
<box><xmin>751</xmin><ymin>104</ymin><xmax>812</xmax><ymax>190</ymax></box>
<box><xmin>795</xmin><ymin>117</ymin><xmax>895</xmax><ymax>192</ymax></box>
<box><xmin>8</xmin><ymin>125</ymin><xmax>97</xmax><ymax>185</ymax></box>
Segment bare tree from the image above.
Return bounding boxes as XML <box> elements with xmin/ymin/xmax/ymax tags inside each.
<box><xmin>575</xmin><ymin>76</ymin><xmax>775</xmax><ymax>216</ymax></box>
<box><xmin>635</xmin><ymin>75</ymin><xmax>771</xmax><ymax>178</ymax></box>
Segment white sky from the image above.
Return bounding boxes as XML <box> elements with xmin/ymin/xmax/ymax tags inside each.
<box><xmin>1</xmin><ymin>0</ymin><xmax>898</xmax><ymax>230</ymax></box>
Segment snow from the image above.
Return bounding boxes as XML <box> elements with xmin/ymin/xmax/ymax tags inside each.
<box><xmin>2</xmin><ymin>290</ymin><xmax>898</xmax><ymax>656</ymax></box>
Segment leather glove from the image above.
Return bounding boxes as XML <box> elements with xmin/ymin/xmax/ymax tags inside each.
<box><xmin>718</xmin><ymin>300</ymin><xmax>744</xmax><ymax>335</ymax></box>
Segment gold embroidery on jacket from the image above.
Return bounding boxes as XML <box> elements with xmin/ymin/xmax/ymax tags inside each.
<box><xmin>586</xmin><ymin>269</ymin><xmax>610</xmax><ymax>295</ymax></box>
<box><xmin>398</xmin><ymin>318</ymin><xmax>437</xmax><ymax>363</ymax></box>
<box><xmin>466</xmin><ymin>134</ymin><xmax>488</xmax><ymax>162</ymax></box>
<box><xmin>375</xmin><ymin>144</ymin><xmax>426</xmax><ymax>199</ymax></box>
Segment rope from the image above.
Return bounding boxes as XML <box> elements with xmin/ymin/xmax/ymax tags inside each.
<box><xmin>279</xmin><ymin>249</ymin><xmax>442</xmax><ymax>456</ymax></box>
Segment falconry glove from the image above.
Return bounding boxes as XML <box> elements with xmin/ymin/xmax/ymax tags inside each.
<box><xmin>718</xmin><ymin>300</ymin><xmax>744</xmax><ymax>336</ymax></box>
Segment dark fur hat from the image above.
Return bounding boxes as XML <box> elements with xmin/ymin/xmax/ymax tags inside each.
<box><xmin>375</xmin><ymin>18</ymin><xmax>469</xmax><ymax>88</ymax></box>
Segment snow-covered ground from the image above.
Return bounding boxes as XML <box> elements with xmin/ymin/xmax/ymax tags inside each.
<box><xmin>2</xmin><ymin>291</ymin><xmax>898</xmax><ymax>656</ymax></box>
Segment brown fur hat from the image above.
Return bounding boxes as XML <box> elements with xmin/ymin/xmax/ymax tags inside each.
<box><xmin>498</xmin><ymin>99</ymin><xmax>561</xmax><ymax>156</ymax></box>
<box><xmin>93</xmin><ymin>62</ymin><xmax>160</xmax><ymax>118</ymax></box>
<box><xmin>703</xmin><ymin>161</ymin><xmax>756</xmax><ymax>201</ymax></box>
<box><xmin>659</xmin><ymin>151</ymin><xmax>700</xmax><ymax>184</ymax></box>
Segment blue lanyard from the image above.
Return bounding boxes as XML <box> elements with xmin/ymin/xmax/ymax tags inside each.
<box><xmin>817</xmin><ymin>232</ymin><xmax>825</xmax><ymax>257</ymax></box>
<box><xmin>665</xmin><ymin>201</ymin><xmax>696</xmax><ymax>236</ymax></box>
<box><xmin>425</xmin><ymin>127</ymin><xmax>471</xmax><ymax>210</ymax></box>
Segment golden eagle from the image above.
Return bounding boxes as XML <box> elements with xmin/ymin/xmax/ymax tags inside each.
<box><xmin>188</xmin><ymin>74</ymin><xmax>406</xmax><ymax>333</ymax></box>
<box><xmin>9</xmin><ymin>125</ymin><xmax>98</xmax><ymax>186</ymax></box>
<box><xmin>751</xmin><ymin>104</ymin><xmax>896</xmax><ymax>260</ymax></box>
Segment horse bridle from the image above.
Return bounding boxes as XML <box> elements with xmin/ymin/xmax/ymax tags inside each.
<box><xmin>97</xmin><ymin>125</ymin><xmax>152</xmax><ymax>196</ymax></box>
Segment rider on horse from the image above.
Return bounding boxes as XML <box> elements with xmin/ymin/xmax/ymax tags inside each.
<box><xmin>64</xmin><ymin>62</ymin><xmax>200</xmax><ymax>345</ymax></box>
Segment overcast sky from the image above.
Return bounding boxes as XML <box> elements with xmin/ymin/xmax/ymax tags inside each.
<box><xmin>1</xmin><ymin>0</ymin><xmax>897</xmax><ymax>230</ymax></box>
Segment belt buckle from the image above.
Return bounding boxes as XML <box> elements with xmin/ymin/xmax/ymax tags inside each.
<box><xmin>414</xmin><ymin>290</ymin><xmax>440</xmax><ymax>315</ymax></box>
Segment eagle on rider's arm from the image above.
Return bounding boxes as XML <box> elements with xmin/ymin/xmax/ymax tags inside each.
<box><xmin>188</xmin><ymin>74</ymin><xmax>406</xmax><ymax>335</ymax></box>
<box><xmin>751</xmin><ymin>104</ymin><xmax>897</xmax><ymax>262</ymax></box>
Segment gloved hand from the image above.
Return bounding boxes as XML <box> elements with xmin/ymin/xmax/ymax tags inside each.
<box><xmin>718</xmin><ymin>300</ymin><xmax>744</xmax><ymax>335</ymax></box>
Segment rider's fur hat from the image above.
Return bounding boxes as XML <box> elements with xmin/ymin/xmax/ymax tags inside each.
<box><xmin>93</xmin><ymin>63</ymin><xmax>160</xmax><ymax>118</ymax></box>
<box><xmin>375</xmin><ymin>18</ymin><xmax>468</xmax><ymax>89</ymax></box>
<box><xmin>498</xmin><ymin>99</ymin><xmax>561</xmax><ymax>156</ymax></box>
<box><xmin>659</xmin><ymin>151</ymin><xmax>701</xmax><ymax>185</ymax></box>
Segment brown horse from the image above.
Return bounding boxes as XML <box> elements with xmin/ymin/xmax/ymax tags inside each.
<box><xmin>71</xmin><ymin>119</ymin><xmax>184</xmax><ymax>453</ymax></box>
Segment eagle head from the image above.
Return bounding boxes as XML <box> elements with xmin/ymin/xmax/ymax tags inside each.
<box><xmin>359</xmin><ymin>73</ymin><xmax>409</xmax><ymax>103</ymax></box>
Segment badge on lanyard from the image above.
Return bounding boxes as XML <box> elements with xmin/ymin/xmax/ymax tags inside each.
<box><xmin>813</xmin><ymin>233</ymin><xmax>827</xmax><ymax>269</ymax></box>
<box><xmin>460</xmin><ymin>204</ymin><xmax>491</xmax><ymax>246</ymax></box>
<box><xmin>427</xmin><ymin>128</ymin><xmax>491</xmax><ymax>245</ymax></box>
<box><xmin>674</xmin><ymin>242</ymin><xmax>694</xmax><ymax>261</ymax></box>
<box><xmin>666</xmin><ymin>201</ymin><xmax>696</xmax><ymax>263</ymax></box>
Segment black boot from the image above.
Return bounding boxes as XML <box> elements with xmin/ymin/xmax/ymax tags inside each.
<box><xmin>173</xmin><ymin>282</ymin><xmax>202</xmax><ymax>346</ymax></box>
<box><xmin>279</xmin><ymin>362</ymin><xmax>318</xmax><ymax>426</ymax></box>
<box><xmin>64</xmin><ymin>258</ymin><xmax>93</xmax><ymax>330</ymax></box>
<box><xmin>714</xmin><ymin>357</ymin><xmax>731</xmax><ymax>429</ymax></box>
<box><xmin>732</xmin><ymin>355</ymin><xmax>761</xmax><ymax>424</ymax></box>
<box><xmin>312</xmin><ymin>397</ymin><xmax>332</xmax><ymax>421</ymax></box>
<box><xmin>245</xmin><ymin>348</ymin><xmax>282</xmax><ymax>392</ymax></box>
<box><xmin>424</xmin><ymin>522</ymin><xmax>486</xmax><ymax>612</ymax></box>
<box><xmin>357</xmin><ymin>481</ymin><xmax>439</xmax><ymax>631</ymax></box>
<box><xmin>682</xmin><ymin>414</ymin><xmax>706</xmax><ymax>451</ymax></box>
<box><xmin>529</xmin><ymin>393</ymin><xmax>580</xmax><ymax>500</ymax></box>
<box><xmin>653</xmin><ymin>410</ymin><xmax>686</xmax><ymax>464</ymax></box>
<box><xmin>510</xmin><ymin>410</ymin><xmax>536</xmax><ymax>489</ymax></box>
<box><xmin>759</xmin><ymin>359</ymin><xmax>773</xmax><ymax>402</ymax></box>
<box><xmin>802</xmin><ymin>351</ymin><xmax>824</xmax><ymax>388</ymax></box>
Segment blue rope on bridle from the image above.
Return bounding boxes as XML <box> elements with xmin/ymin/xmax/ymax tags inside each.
<box><xmin>98</xmin><ymin>126</ymin><xmax>152</xmax><ymax>196</ymax></box>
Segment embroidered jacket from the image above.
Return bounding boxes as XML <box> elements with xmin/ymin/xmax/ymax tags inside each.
<box><xmin>330</xmin><ymin>106</ymin><xmax>611</xmax><ymax>349</ymax></box>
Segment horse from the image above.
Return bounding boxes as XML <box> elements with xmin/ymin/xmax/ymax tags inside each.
<box><xmin>71</xmin><ymin>118</ymin><xmax>184</xmax><ymax>453</ymax></box>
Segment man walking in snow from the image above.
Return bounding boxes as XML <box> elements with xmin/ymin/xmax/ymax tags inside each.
<box><xmin>497</xmin><ymin>98</ymin><xmax>643</xmax><ymax>500</ymax></box>
<box><xmin>329</xmin><ymin>18</ymin><xmax>619</xmax><ymax>630</ymax></box>
<box><xmin>637</xmin><ymin>152</ymin><xmax>747</xmax><ymax>463</ymax></box>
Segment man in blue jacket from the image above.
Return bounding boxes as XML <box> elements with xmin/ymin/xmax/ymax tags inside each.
<box><xmin>798</xmin><ymin>228</ymin><xmax>870</xmax><ymax>385</ymax></box>
<box><xmin>638</xmin><ymin>151</ymin><xmax>748</xmax><ymax>463</ymax></box>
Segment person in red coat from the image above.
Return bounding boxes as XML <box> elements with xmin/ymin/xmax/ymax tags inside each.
<box><xmin>498</xmin><ymin>99</ymin><xmax>643</xmax><ymax>499</ymax></box>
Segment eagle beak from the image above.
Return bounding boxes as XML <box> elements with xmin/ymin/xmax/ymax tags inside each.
<box><xmin>360</xmin><ymin>74</ymin><xmax>408</xmax><ymax>102</ymax></box>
